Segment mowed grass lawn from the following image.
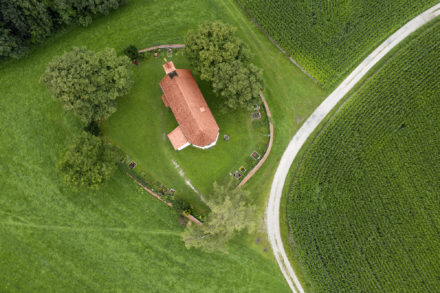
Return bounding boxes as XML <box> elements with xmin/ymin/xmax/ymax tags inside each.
<box><xmin>102</xmin><ymin>53</ymin><xmax>269</xmax><ymax>212</ymax></box>
<box><xmin>0</xmin><ymin>0</ymin><xmax>326</xmax><ymax>291</ymax></box>
<box><xmin>1</xmin><ymin>170</ymin><xmax>289</xmax><ymax>292</ymax></box>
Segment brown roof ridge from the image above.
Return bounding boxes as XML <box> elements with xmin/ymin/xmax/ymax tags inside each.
<box><xmin>160</xmin><ymin>65</ymin><xmax>219</xmax><ymax>148</ymax></box>
<box><xmin>174</xmin><ymin>69</ymin><xmax>207</xmax><ymax>137</ymax></box>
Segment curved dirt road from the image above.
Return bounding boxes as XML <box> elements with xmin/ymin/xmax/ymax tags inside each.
<box><xmin>266</xmin><ymin>4</ymin><xmax>440</xmax><ymax>292</ymax></box>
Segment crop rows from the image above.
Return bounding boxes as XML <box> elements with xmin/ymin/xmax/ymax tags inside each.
<box><xmin>286</xmin><ymin>19</ymin><xmax>440</xmax><ymax>292</ymax></box>
<box><xmin>237</xmin><ymin>0</ymin><xmax>439</xmax><ymax>88</ymax></box>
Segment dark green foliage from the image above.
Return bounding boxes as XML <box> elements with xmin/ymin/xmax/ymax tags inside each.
<box><xmin>58</xmin><ymin>132</ymin><xmax>116</xmax><ymax>188</ymax></box>
<box><xmin>0</xmin><ymin>0</ymin><xmax>53</xmax><ymax>57</ymax></box>
<box><xmin>185</xmin><ymin>21</ymin><xmax>250</xmax><ymax>80</ymax></box>
<box><xmin>124</xmin><ymin>44</ymin><xmax>140</xmax><ymax>60</ymax></box>
<box><xmin>84</xmin><ymin>121</ymin><xmax>101</xmax><ymax>136</ymax></box>
<box><xmin>40</xmin><ymin>47</ymin><xmax>133</xmax><ymax>124</ymax></box>
<box><xmin>0</xmin><ymin>27</ymin><xmax>20</xmax><ymax>57</ymax></box>
<box><xmin>287</xmin><ymin>20</ymin><xmax>440</xmax><ymax>292</ymax></box>
<box><xmin>237</xmin><ymin>0</ymin><xmax>438</xmax><ymax>88</ymax></box>
<box><xmin>58</xmin><ymin>0</ymin><xmax>123</xmax><ymax>27</ymax></box>
<box><xmin>185</xmin><ymin>22</ymin><xmax>263</xmax><ymax>110</ymax></box>
<box><xmin>173</xmin><ymin>196</ymin><xmax>192</xmax><ymax>212</ymax></box>
<box><xmin>183</xmin><ymin>182</ymin><xmax>256</xmax><ymax>252</ymax></box>
<box><xmin>212</xmin><ymin>60</ymin><xmax>264</xmax><ymax>111</ymax></box>
<box><xmin>0</xmin><ymin>0</ymin><xmax>124</xmax><ymax>58</ymax></box>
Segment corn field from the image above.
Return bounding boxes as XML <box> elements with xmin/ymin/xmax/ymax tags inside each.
<box><xmin>237</xmin><ymin>0</ymin><xmax>439</xmax><ymax>89</ymax></box>
<box><xmin>286</xmin><ymin>19</ymin><xmax>440</xmax><ymax>292</ymax></box>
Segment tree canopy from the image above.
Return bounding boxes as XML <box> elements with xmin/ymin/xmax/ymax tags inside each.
<box><xmin>41</xmin><ymin>47</ymin><xmax>133</xmax><ymax>124</ymax></box>
<box><xmin>185</xmin><ymin>21</ymin><xmax>263</xmax><ymax>111</ymax></box>
<box><xmin>0</xmin><ymin>0</ymin><xmax>124</xmax><ymax>58</ymax></box>
<box><xmin>185</xmin><ymin>21</ymin><xmax>250</xmax><ymax>81</ymax></box>
<box><xmin>124</xmin><ymin>45</ymin><xmax>141</xmax><ymax>61</ymax></box>
<box><xmin>212</xmin><ymin>61</ymin><xmax>264</xmax><ymax>111</ymax></box>
<box><xmin>183</xmin><ymin>182</ymin><xmax>256</xmax><ymax>253</ymax></box>
<box><xmin>0</xmin><ymin>0</ymin><xmax>52</xmax><ymax>57</ymax></box>
<box><xmin>57</xmin><ymin>132</ymin><xmax>116</xmax><ymax>189</ymax></box>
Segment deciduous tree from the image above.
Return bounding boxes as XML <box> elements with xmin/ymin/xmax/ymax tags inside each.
<box><xmin>183</xmin><ymin>182</ymin><xmax>256</xmax><ymax>253</ymax></box>
<box><xmin>57</xmin><ymin>132</ymin><xmax>116</xmax><ymax>189</ymax></box>
<box><xmin>124</xmin><ymin>44</ymin><xmax>141</xmax><ymax>61</ymax></box>
<box><xmin>212</xmin><ymin>61</ymin><xmax>264</xmax><ymax>111</ymax></box>
<box><xmin>185</xmin><ymin>21</ymin><xmax>250</xmax><ymax>82</ymax></box>
<box><xmin>0</xmin><ymin>28</ymin><xmax>20</xmax><ymax>58</ymax></box>
<box><xmin>185</xmin><ymin>22</ymin><xmax>263</xmax><ymax>111</ymax></box>
<box><xmin>0</xmin><ymin>0</ymin><xmax>124</xmax><ymax>58</ymax></box>
<box><xmin>0</xmin><ymin>0</ymin><xmax>53</xmax><ymax>57</ymax></box>
<box><xmin>41</xmin><ymin>47</ymin><xmax>133</xmax><ymax>123</ymax></box>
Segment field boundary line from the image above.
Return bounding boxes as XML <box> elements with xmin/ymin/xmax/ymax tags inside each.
<box><xmin>234</xmin><ymin>0</ymin><xmax>321</xmax><ymax>86</ymax></box>
<box><xmin>265</xmin><ymin>3</ymin><xmax>440</xmax><ymax>293</ymax></box>
<box><xmin>0</xmin><ymin>220</ymin><xmax>180</xmax><ymax>235</ymax></box>
<box><xmin>238</xmin><ymin>92</ymin><xmax>274</xmax><ymax>188</ymax></box>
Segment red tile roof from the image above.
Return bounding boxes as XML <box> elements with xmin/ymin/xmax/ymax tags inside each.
<box><xmin>168</xmin><ymin>126</ymin><xmax>189</xmax><ymax>150</ymax></box>
<box><xmin>161</xmin><ymin>94</ymin><xmax>169</xmax><ymax>108</ymax></box>
<box><xmin>160</xmin><ymin>62</ymin><xmax>219</xmax><ymax>148</ymax></box>
<box><xmin>163</xmin><ymin>61</ymin><xmax>176</xmax><ymax>75</ymax></box>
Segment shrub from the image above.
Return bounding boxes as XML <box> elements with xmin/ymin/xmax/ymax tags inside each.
<box><xmin>124</xmin><ymin>45</ymin><xmax>141</xmax><ymax>60</ymax></box>
<box><xmin>58</xmin><ymin>132</ymin><xmax>116</xmax><ymax>189</ymax></box>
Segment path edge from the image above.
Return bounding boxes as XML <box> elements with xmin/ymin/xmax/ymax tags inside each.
<box><xmin>266</xmin><ymin>4</ymin><xmax>440</xmax><ymax>293</ymax></box>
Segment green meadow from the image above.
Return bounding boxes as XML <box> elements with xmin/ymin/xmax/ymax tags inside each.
<box><xmin>0</xmin><ymin>0</ymin><xmax>326</xmax><ymax>291</ymax></box>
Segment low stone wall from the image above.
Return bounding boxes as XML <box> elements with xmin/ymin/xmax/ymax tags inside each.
<box><xmin>238</xmin><ymin>92</ymin><xmax>274</xmax><ymax>188</ymax></box>
<box><xmin>126</xmin><ymin>172</ymin><xmax>202</xmax><ymax>225</ymax></box>
<box><xmin>138</xmin><ymin>44</ymin><xmax>185</xmax><ymax>53</ymax></box>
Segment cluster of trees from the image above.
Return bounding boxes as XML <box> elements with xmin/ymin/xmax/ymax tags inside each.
<box><xmin>183</xmin><ymin>183</ymin><xmax>256</xmax><ymax>253</ymax></box>
<box><xmin>41</xmin><ymin>47</ymin><xmax>133</xmax><ymax>188</ymax></box>
<box><xmin>0</xmin><ymin>0</ymin><xmax>124</xmax><ymax>58</ymax></box>
<box><xmin>185</xmin><ymin>22</ymin><xmax>264</xmax><ymax>111</ymax></box>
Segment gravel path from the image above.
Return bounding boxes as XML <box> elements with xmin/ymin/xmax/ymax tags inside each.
<box><xmin>266</xmin><ymin>4</ymin><xmax>440</xmax><ymax>292</ymax></box>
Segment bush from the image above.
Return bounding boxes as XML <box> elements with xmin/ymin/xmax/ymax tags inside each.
<box><xmin>58</xmin><ymin>132</ymin><xmax>116</xmax><ymax>189</ymax></box>
<box><xmin>124</xmin><ymin>45</ymin><xmax>141</xmax><ymax>60</ymax></box>
<box><xmin>173</xmin><ymin>196</ymin><xmax>191</xmax><ymax>212</ymax></box>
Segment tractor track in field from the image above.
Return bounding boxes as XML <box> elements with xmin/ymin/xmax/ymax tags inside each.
<box><xmin>0</xmin><ymin>220</ymin><xmax>180</xmax><ymax>236</ymax></box>
<box><xmin>265</xmin><ymin>4</ymin><xmax>440</xmax><ymax>292</ymax></box>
